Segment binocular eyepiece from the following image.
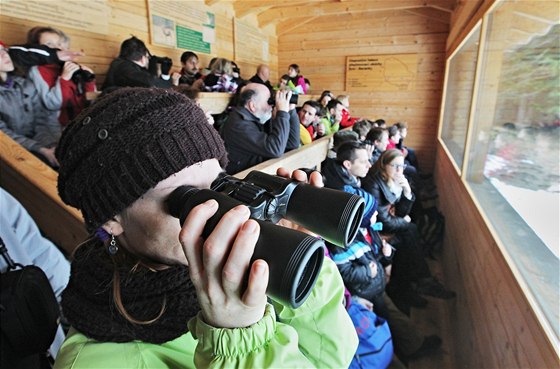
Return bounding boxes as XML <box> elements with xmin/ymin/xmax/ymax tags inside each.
<box><xmin>167</xmin><ymin>171</ymin><xmax>365</xmax><ymax>308</ymax></box>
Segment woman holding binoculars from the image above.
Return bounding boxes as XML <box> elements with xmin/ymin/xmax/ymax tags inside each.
<box><xmin>53</xmin><ymin>87</ymin><xmax>358</xmax><ymax>369</ymax></box>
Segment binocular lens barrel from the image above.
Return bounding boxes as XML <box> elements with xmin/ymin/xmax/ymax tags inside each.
<box><xmin>167</xmin><ymin>187</ymin><xmax>325</xmax><ymax>309</ymax></box>
<box><xmin>241</xmin><ymin>171</ymin><xmax>366</xmax><ymax>248</ymax></box>
<box><xmin>286</xmin><ymin>184</ymin><xmax>365</xmax><ymax>247</ymax></box>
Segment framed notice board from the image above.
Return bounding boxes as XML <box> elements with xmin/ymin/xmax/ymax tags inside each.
<box><xmin>346</xmin><ymin>54</ymin><xmax>418</xmax><ymax>92</ymax></box>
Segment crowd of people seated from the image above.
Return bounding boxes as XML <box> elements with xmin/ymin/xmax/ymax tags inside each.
<box><xmin>1</xmin><ymin>28</ymin><xmax>453</xmax><ymax>369</ymax></box>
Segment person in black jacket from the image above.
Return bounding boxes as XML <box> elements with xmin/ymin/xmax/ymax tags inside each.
<box><xmin>222</xmin><ymin>83</ymin><xmax>299</xmax><ymax>174</ymax></box>
<box><xmin>102</xmin><ymin>36</ymin><xmax>180</xmax><ymax>89</ymax></box>
<box><xmin>361</xmin><ymin>149</ymin><xmax>456</xmax><ymax>304</ymax></box>
<box><xmin>249</xmin><ymin>64</ymin><xmax>273</xmax><ymax>91</ymax></box>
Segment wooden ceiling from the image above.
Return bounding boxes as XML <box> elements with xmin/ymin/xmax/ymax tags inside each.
<box><xmin>205</xmin><ymin>0</ymin><xmax>458</xmax><ymax>35</ymax></box>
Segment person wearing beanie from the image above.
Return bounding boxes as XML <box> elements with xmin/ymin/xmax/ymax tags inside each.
<box><xmin>0</xmin><ymin>41</ymin><xmax>61</xmax><ymax>167</ymax></box>
<box><xmin>53</xmin><ymin>87</ymin><xmax>358</xmax><ymax>369</ymax></box>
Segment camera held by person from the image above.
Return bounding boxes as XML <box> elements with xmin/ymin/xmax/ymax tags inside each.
<box><xmin>149</xmin><ymin>55</ymin><xmax>173</xmax><ymax>77</ymax></box>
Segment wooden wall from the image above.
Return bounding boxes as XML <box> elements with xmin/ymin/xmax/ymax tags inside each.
<box><xmin>0</xmin><ymin>0</ymin><xmax>278</xmax><ymax>90</ymax></box>
<box><xmin>278</xmin><ymin>10</ymin><xmax>450</xmax><ymax>172</ymax></box>
<box><xmin>435</xmin><ymin>144</ymin><xmax>558</xmax><ymax>368</ymax></box>
<box><xmin>436</xmin><ymin>0</ymin><xmax>559</xmax><ymax>367</ymax></box>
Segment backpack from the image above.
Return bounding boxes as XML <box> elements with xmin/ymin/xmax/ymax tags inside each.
<box><xmin>0</xmin><ymin>237</ymin><xmax>60</xmax><ymax>368</ymax></box>
<box><xmin>416</xmin><ymin>207</ymin><xmax>445</xmax><ymax>255</ymax></box>
<box><xmin>348</xmin><ymin>299</ymin><xmax>393</xmax><ymax>369</ymax></box>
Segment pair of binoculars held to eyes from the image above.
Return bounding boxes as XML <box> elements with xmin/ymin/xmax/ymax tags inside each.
<box><xmin>167</xmin><ymin>171</ymin><xmax>365</xmax><ymax>308</ymax></box>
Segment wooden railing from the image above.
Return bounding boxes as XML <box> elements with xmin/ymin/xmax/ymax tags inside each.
<box><xmin>0</xmin><ymin>112</ymin><xmax>330</xmax><ymax>256</ymax></box>
<box><xmin>87</xmin><ymin>91</ymin><xmax>320</xmax><ymax>114</ymax></box>
<box><xmin>0</xmin><ymin>131</ymin><xmax>87</xmax><ymax>255</ymax></box>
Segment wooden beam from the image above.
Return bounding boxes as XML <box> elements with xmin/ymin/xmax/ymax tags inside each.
<box><xmin>258</xmin><ymin>0</ymin><xmax>448</xmax><ymax>27</ymax></box>
<box><xmin>426</xmin><ymin>0</ymin><xmax>457</xmax><ymax>13</ymax></box>
<box><xmin>234</xmin><ymin>2</ymin><xmax>273</xmax><ymax>18</ymax></box>
<box><xmin>404</xmin><ymin>7</ymin><xmax>451</xmax><ymax>24</ymax></box>
<box><xmin>276</xmin><ymin>16</ymin><xmax>319</xmax><ymax>36</ymax></box>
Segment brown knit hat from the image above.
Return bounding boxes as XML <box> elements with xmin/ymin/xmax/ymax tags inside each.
<box><xmin>56</xmin><ymin>87</ymin><xmax>228</xmax><ymax>232</ymax></box>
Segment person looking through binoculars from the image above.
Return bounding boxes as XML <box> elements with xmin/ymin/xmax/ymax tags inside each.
<box><xmin>53</xmin><ymin>87</ymin><xmax>358</xmax><ymax>369</ymax></box>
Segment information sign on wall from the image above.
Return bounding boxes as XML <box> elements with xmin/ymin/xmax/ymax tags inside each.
<box><xmin>147</xmin><ymin>0</ymin><xmax>215</xmax><ymax>54</ymax></box>
<box><xmin>346</xmin><ymin>54</ymin><xmax>418</xmax><ymax>92</ymax></box>
<box><xmin>0</xmin><ymin>0</ymin><xmax>109</xmax><ymax>35</ymax></box>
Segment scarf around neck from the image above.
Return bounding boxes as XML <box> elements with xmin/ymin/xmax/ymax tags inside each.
<box><xmin>61</xmin><ymin>238</ymin><xmax>199</xmax><ymax>344</ymax></box>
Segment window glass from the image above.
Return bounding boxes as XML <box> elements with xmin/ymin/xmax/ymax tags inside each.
<box><xmin>440</xmin><ymin>25</ymin><xmax>480</xmax><ymax>171</ymax></box>
<box><xmin>465</xmin><ymin>0</ymin><xmax>559</xmax><ymax>337</ymax></box>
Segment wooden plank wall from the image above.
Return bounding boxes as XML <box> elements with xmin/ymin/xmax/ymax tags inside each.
<box><xmin>436</xmin><ymin>0</ymin><xmax>559</xmax><ymax>367</ymax></box>
<box><xmin>434</xmin><ymin>144</ymin><xmax>558</xmax><ymax>369</ymax></box>
<box><xmin>278</xmin><ymin>10</ymin><xmax>450</xmax><ymax>172</ymax></box>
<box><xmin>0</xmin><ymin>0</ymin><xmax>278</xmax><ymax>90</ymax></box>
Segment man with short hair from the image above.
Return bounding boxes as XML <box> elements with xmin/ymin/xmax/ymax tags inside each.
<box><xmin>366</xmin><ymin>127</ymin><xmax>389</xmax><ymax>165</ymax></box>
<box><xmin>319</xmin><ymin>99</ymin><xmax>344</xmax><ymax>137</ymax></box>
<box><xmin>222</xmin><ymin>83</ymin><xmax>299</xmax><ymax>174</ymax></box>
<box><xmin>321</xmin><ymin>141</ymin><xmax>371</xmax><ymax>191</ymax></box>
<box><xmin>249</xmin><ymin>64</ymin><xmax>273</xmax><ymax>91</ymax></box>
<box><xmin>103</xmin><ymin>36</ymin><xmax>180</xmax><ymax>89</ymax></box>
<box><xmin>298</xmin><ymin>100</ymin><xmax>322</xmax><ymax>145</ymax></box>
<box><xmin>178</xmin><ymin>51</ymin><xmax>201</xmax><ymax>86</ymax></box>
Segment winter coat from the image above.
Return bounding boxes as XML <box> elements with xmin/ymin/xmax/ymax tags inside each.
<box><xmin>223</xmin><ymin>107</ymin><xmax>298</xmax><ymax>174</ymax></box>
<box><xmin>53</xmin><ymin>258</ymin><xmax>359</xmax><ymax>369</ymax></box>
<box><xmin>0</xmin><ymin>76</ymin><xmax>60</xmax><ymax>152</ymax></box>
<box><xmin>361</xmin><ymin>170</ymin><xmax>415</xmax><ymax>233</ymax></box>
<box><xmin>29</xmin><ymin>64</ymin><xmax>96</xmax><ymax>126</ymax></box>
<box><xmin>102</xmin><ymin>58</ymin><xmax>172</xmax><ymax>89</ymax></box>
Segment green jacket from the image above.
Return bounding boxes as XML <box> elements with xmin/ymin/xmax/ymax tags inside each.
<box><xmin>53</xmin><ymin>258</ymin><xmax>358</xmax><ymax>369</ymax></box>
<box><xmin>321</xmin><ymin>113</ymin><xmax>340</xmax><ymax>137</ymax></box>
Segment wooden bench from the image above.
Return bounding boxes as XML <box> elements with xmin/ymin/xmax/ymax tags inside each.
<box><xmin>0</xmin><ymin>131</ymin><xmax>87</xmax><ymax>256</ymax></box>
<box><xmin>0</xmin><ymin>125</ymin><xmax>331</xmax><ymax>256</ymax></box>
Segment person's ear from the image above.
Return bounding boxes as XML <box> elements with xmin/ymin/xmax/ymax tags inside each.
<box><xmin>101</xmin><ymin>216</ymin><xmax>124</xmax><ymax>236</ymax></box>
<box><xmin>342</xmin><ymin>159</ymin><xmax>352</xmax><ymax>171</ymax></box>
<box><xmin>247</xmin><ymin>99</ymin><xmax>258</xmax><ymax>113</ymax></box>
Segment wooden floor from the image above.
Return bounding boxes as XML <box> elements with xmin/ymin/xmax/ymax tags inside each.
<box><xmin>409</xmin><ymin>256</ymin><xmax>457</xmax><ymax>369</ymax></box>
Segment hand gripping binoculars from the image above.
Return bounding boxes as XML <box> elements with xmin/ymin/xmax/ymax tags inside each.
<box><xmin>167</xmin><ymin>171</ymin><xmax>364</xmax><ymax>308</ymax></box>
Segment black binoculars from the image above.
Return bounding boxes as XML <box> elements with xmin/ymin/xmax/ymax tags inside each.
<box><xmin>167</xmin><ymin>171</ymin><xmax>365</xmax><ymax>308</ymax></box>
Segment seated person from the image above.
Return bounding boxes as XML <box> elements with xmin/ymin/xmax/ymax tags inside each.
<box><xmin>336</xmin><ymin>95</ymin><xmax>358</xmax><ymax>128</ymax></box>
<box><xmin>327</xmin><ymin>185</ymin><xmax>442</xmax><ymax>363</ymax></box>
<box><xmin>178</xmin><ymin>51</ymin><xmax>201</xmax><ymax>86</ymax></box>
<box><xmin>318</xmin><ymin>90</ymin><xmax>334</xmax><ymax>108</ymax></box>
<box><xmin>222</xmin><ymin>83</ymin><xmax>299</xmax><ymax>174</ymax></box>
<box><xmin>386</xmin><ymin>124</ymin><xmax>401</xmax><ymax>150</ymax></box>
<box><xmin>249</xmin><ymin>64</ymin><xmax>273</xmax><ymax>91</ymax></box>
<box><xmin>53</xmin><ymin>87</ymin><xmax>358</xmax><ymax>368</ymax></box>
<box><xmin>298</xmin><ymin>100</ymin><xmax>322</xmax><ymax>145</ymax></box>
<box><xmin>25</xmin><ymin>26</ymin><xmax>96</xmax><ymax>126</ymax></box>
<box><xmin>352</xmin><ymin>119</ymin><xmax>373</xmax><ymax>142</ymax></box>
<box><xmin>304</xmin><ymin>78</ymin><xmax>311</xmax><ymax>92</ymax></box>
<box><xmin>276</xmin><ymin>74</ymin><xmax>290</xmax><ymax>90</ymax></box>
<box><xmin>0</xmin><ymin>187</ymin><xmax>71</xmax><ymax>366</ymax></box>
<box><xmin>287</xmin><ymin>64</ymin><xmax>306</xmax><ymax>94</ymax></box>
<box><xmin>366</xmin><ymin>127</ymin><xmax>389</xmax><ymax>165</ymax></box>
<box><xmin>0</xmin><ymin>41</ymin><xmax>60</xmax><ymax>167</ymax></box>
<box><xmin>374</xmin><ymin>118</ymin><xmax>387</xmax><ymax>128</ymax></box>
<box><xmin>395</xmin><ymin>121</ymin><xmax>419</xmax><ymax>169</ymax></box>
<box><xmin>202</xmin><ymin>58</ymin><xmax>238</xmax><ymax>93</ymax></box>
<box><xmin>231</xmin><ymin>61</ymin><xmax>243</xmax><ymax>86</ymax></box>
<box><xmin>361</xmin><ymin>149</ymin><xmax>455</xmax><ymax>304</ymax></box>
<box><xmin>102</xmin><ymin>36</ymin><xmax>180</xmax><ymax>89</ymax></box>
<box><xmin>318</xmin><ymin>98</ymin><xmax>345</xmax><ymax>137</ymax></box>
